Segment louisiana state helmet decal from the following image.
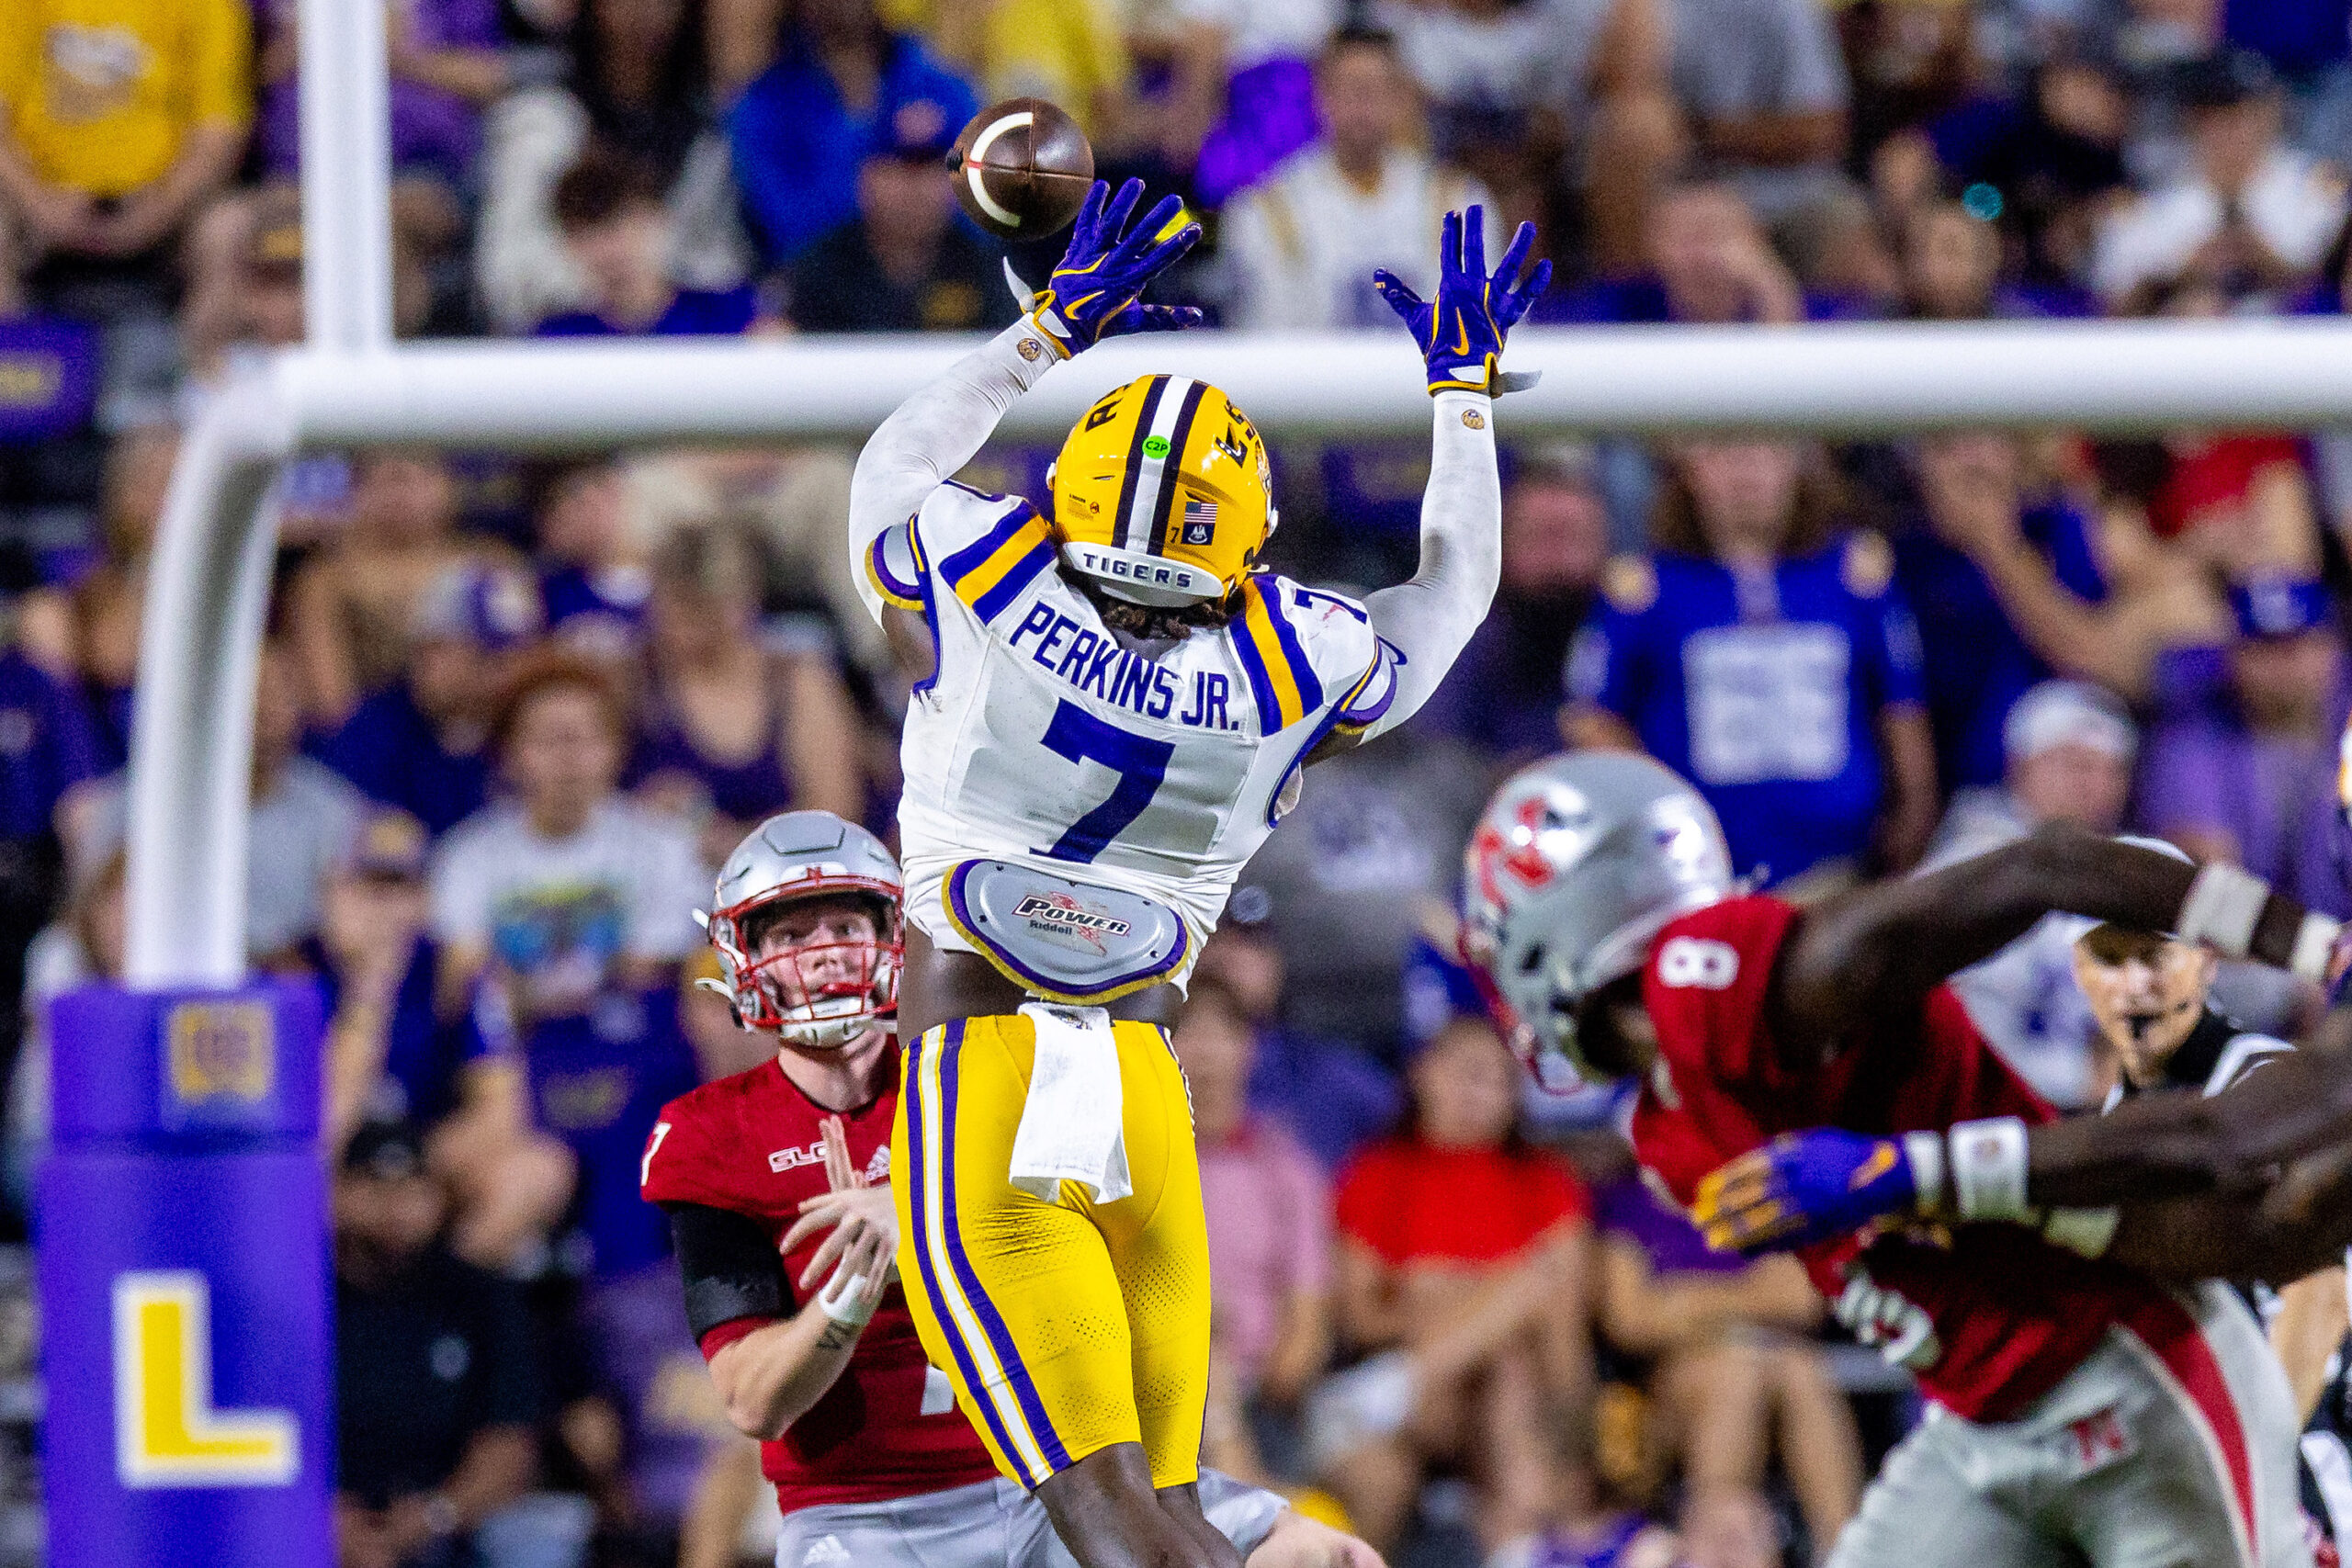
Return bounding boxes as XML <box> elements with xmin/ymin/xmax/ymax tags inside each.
<box><xmin>1050</xmin><ymin>374</ymin><xmax>1276</xmax><ymax>607</ymax></box>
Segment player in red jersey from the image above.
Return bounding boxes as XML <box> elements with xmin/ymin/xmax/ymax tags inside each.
<box><xmin>1462</xmin><ymin>753</ymin><xmax>2352</xmax><ymax>1568</ymax></box>
<box><xmin>640</xmin><ymin>810</ymin><xmax>1380</xmax><ymax>1568</ymax></box>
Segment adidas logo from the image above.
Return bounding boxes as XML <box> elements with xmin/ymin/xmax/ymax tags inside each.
<box><xmin>802</xmin><ymin>1535</ymin><xmax>852</xmax><ymax>1566</ymax></box>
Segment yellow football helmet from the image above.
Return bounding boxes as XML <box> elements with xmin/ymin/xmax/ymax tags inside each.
<box><xmin>1049</xmin><ymin>375</ymin><xmax>1277</xmax><ymax>607</ymax></box>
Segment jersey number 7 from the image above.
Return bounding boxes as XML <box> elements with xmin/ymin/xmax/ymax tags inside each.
<box><xmin>1039</xmin><ymin>701</ymin><xmax>1174</xmax><ymax>863</ymax></box>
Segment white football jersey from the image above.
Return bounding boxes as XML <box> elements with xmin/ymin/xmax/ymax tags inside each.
<box><xmin>858</xmin><ymin>481</ymin><xmax>1397</xmax><ymax>971</ymax></box>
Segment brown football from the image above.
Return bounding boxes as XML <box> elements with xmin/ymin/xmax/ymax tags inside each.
<box><xmin>948</xmin><ymin>97</ymin><xmax>1095</xmax><ymax>241</ymax></box>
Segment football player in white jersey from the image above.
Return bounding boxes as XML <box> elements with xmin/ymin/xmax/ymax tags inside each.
<box><xmin>846</xmin><ymin>176</ymin><xmax>1546</xmax><ymax>1568</ymax></box>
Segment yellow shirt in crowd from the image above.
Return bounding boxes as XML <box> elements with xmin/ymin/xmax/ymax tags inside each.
<box><xmin>0</xmin><ymin>0</ymin><xmax>251</xmax><ymax>197</ymax></box>
<box><xmin>881</xmin><ymin>0</ymin><xmax>1131</xmax><ymax>137</ymax></box>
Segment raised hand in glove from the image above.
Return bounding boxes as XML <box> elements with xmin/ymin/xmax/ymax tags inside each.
<box><xmin>1374</xmin><ymin>206</ymin><xmax>1550</xmax><ymax>397</ymax></box>
<box><xmin>1030</xmin><ymin>178</ymin><xmax>1205</xmax><ymax>358</ymax></box>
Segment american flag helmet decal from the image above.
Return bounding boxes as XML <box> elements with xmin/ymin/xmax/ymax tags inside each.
<box><xmin>1181</xmin><ymin>496</ymin><xmax>1216</xmax><ymax>546</ymax></box>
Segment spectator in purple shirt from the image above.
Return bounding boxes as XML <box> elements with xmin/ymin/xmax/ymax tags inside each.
<box><xmin>256</xmin><ymin>0</ymin><xmax>510</xmax><ymax>198</ymax></box>
<box><xmin>1901</xmin><ymin>199</ymin><xmax>2097</xmax><ymax>321</ymax></box>
<box><xmin>534</xmin><ymin>147</ymin><xmax>760</xmax><ymax>338</ymax></box>
<box><xmin>2139</xmin><ymin>573</ymin><xmax>2352</xmax><ymax>919</ymax></box>
<box><xmin>531</xmin><ymin>457</ymin><xmax>650</xmax><ymax>664</ymax></box>
<box><xmin>299</xmin><ymin>806</ymin><xmax>565</xmax><ymax>1265</ymax></box>
<box><xmin>2224</xmin><ymin>0</ymin><xmax>2352</xmax><ymax>165</ymax></box>
<box><xmin>563</xmin><ymin>1252</ymin><xmax>721</xmax><ymax>1553</ymax></box>
<box><xmin>1890</xmin><ymin>431</ymin><xmax>2111</xmax><ymax>792</ymax></box>
<box><xmin>0</xmin><ymin>208</ymin><xmax>98</xmax><ymax>445</ymax></box>
<box><xmin>314</xmin><ymin>561</ymin><xmax>546</xmax><ymax>838</ymax></box>
<box><xmin>0</xmin><ymin>643</ymin><xmax>102</xmax><ymax>854</ymax></box>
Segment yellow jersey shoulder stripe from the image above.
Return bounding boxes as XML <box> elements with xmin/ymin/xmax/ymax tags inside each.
<box><xmin>1230</xmin><ymin>575</ymin><xmax>1325</xmax><ymax>733</ymax></box>
<box><xmin>936</xmin><ymin>499</ymin><xmax>1056</xmax><ymax>625</ymax></box>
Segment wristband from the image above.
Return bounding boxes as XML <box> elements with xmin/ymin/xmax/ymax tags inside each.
<box><xmin>2177</xmin><ymin>863</ymin><xmax>2269</xmax><ymax>958</ymax></box>
<box><xmin>1901</xmin><ymin>1131</ymin><xmax>1947</xmax><ymax>1213</ymax></box>
<box><xmin>2041</xmin><ymin>1206</ymin><xmax>2120</xmax><ymax>1259</ymax></box>
<box><xmin>817</xmin><ymin>1268</ymin><xmax>876</xmax><ymax>1329</ymax></box>
<box><xmin>1947</xmin><ymin>1116</ymin><xmax>2030</xmax><ymax>1221</ymax></box>
<box><xmin>1024</xmin><ymin>307</ymin><xmax>1075</xmax><ymax>361</ymax></box>
<box><xmin>2291</xmin><ymin>912</ymin><xmax>2342</xmax><ymax>984</ymax></box>
<box><xmin>1006</xmin><ymin>316</ymin><xmax>1065</xmax><ymax>378</ymax></box>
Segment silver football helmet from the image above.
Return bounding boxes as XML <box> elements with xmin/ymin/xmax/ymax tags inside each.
<box><xmin>701</xmin><ymin>812</ymin><xmax>901</xmax><ymax>1050</ymax></box>
<box><xmin>1462</xmin><ymin>752</ymin><xmax>1734</xmax><ymax>1077</ymax></box>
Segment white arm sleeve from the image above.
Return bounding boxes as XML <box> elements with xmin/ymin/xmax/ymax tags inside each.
<box><xmin>847</xmin><ymin>317</ymin><xmax>1058</xmax><ymax>623</ymax></box>
<box><xmin>1358</xmin><ymin>389</ymin><xmax>1500</xmax><ymax>738</ymax></box>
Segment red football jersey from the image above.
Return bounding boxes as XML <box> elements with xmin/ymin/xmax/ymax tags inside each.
<box><xmin>1627</xmin><ymin>895</ymin><xmax>2174</xmax><ymax>1422</ymax></box>
<box><xmin>639</xmin><ymin>1051</ymin><xmax>999</xmax><ymax>1509</ymax></box>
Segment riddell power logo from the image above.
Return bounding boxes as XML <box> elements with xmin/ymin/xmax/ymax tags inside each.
<box><xmin>1013</xmin><ymin>894</ymin><xmax>1131</xmax><ymax>953</ymax></box>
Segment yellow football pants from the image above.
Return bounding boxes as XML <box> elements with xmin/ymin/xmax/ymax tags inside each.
<box><xmin>891</xmin><ymin>1014</ymin><xmax>1211</xmax><ymax>1491</ymax></box>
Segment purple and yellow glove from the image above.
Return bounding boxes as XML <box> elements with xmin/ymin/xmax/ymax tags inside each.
<box><xmin>1693</xmin><ymin>1117</ymin><xmax>2117</xmax><ymax>1260</ymax></box>
<box><xmin>1029</xmin><ymin>178</ymin><xmax>1205</xmax><ymax>357</ymax></box>
<box><xmin>1374</xmin><ymin>206</ymin><xmax>1550</xmax><ymax>397</ymax></box>
<box><xmin>1691</xmin><ymin>1128</ymin><xmax>1930</xmax><ymax>1256</ymax></box>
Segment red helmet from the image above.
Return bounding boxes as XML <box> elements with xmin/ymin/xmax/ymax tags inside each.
<box><xmin>703</xmin><ymin>813</ymin><xmax>901</xmax><ymax>1049</ymax></box>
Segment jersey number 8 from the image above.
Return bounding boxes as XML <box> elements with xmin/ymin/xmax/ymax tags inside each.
<box><xmin>1657</xmin><ymin>937</ymin><xmax>1739</xmax><ymax>990</ymax></box>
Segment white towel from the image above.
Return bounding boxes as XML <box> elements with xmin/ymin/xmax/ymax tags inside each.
<box><xmin>1007</xmin><ymin>1003</ymin><xmax>1131</xmax><ymax>1204</ymax></box>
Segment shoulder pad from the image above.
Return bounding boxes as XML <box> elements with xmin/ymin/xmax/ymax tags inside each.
<box><xmin>927</xmin><ymin>494</ymin><xmax>1054</xmax><ymax>625</ymax></box>
<box><xmin>916</xmin><ymin>479</ymin><xmax>1031</xmax><ymax>557</ymax></box>
<box><xmin>1332</xmin><ymin>632</ymin><xmax>1405</xmax><ymax>735</ymax></box>
<box><xmin>1601</xmin><ymin>555</ymin><xmax>1657</xmax><ymax>615</ymax></box>
<box><xmin>1228</xmin><ymin>575</ymin><xmax>1342</xmax><ymax>733</ymax></box>
<box><xmin>1280</xmin><ymin>577</ymin><xmax>1375</xmax><ymax>637</ymax></box>
<box><xmin>1641</xmin><ymin>895</ymin><xmax>1803</xmax><ymax>1091</ymax></box>
<box><xmin>639</xmin><ymin>1082</ymin><xmax>749</xmax><ymax>1207</ymax></box>
<box><xmin>1254</xmin><ymin>576</ymin><xmax>1383</xmax><ymax>708</ymax></box>
<box><xmin>1841</xmin><ymin>532</ymin><xmax>1894</xmax><ymax>598</ymax></box>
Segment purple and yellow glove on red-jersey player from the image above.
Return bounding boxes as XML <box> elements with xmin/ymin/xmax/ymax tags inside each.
<box><xmin>1692</xmin><ymin>1128</ymin><xmax>1932</xmax><ymax>1256</ymax></box>
<box><xmin>1691</xmin><ymin>1117</ymin><xmax>2126</xmax><ymax>1260</ymax></box>
<box><xmin>1374</xmin><ymin>206</ymin><xmax>1550</xmax><ymax>397</ymax></box>
<box><xmin>1028</xmin><ymin>178</ymin><xmax>1205</xmax><ymax>358</ymax></box>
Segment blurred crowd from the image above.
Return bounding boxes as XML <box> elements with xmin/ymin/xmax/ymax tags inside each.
<box><xmin>6</xmin><ymin>0</ymin><xmax>2352</xmax><ymax>1562</ymax></box>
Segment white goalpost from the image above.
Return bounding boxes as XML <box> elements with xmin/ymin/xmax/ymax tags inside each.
<box><xmin>121</xmin><ymin>0</ymin><xmax>2352</xmax><ymax>988</ymax></box>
